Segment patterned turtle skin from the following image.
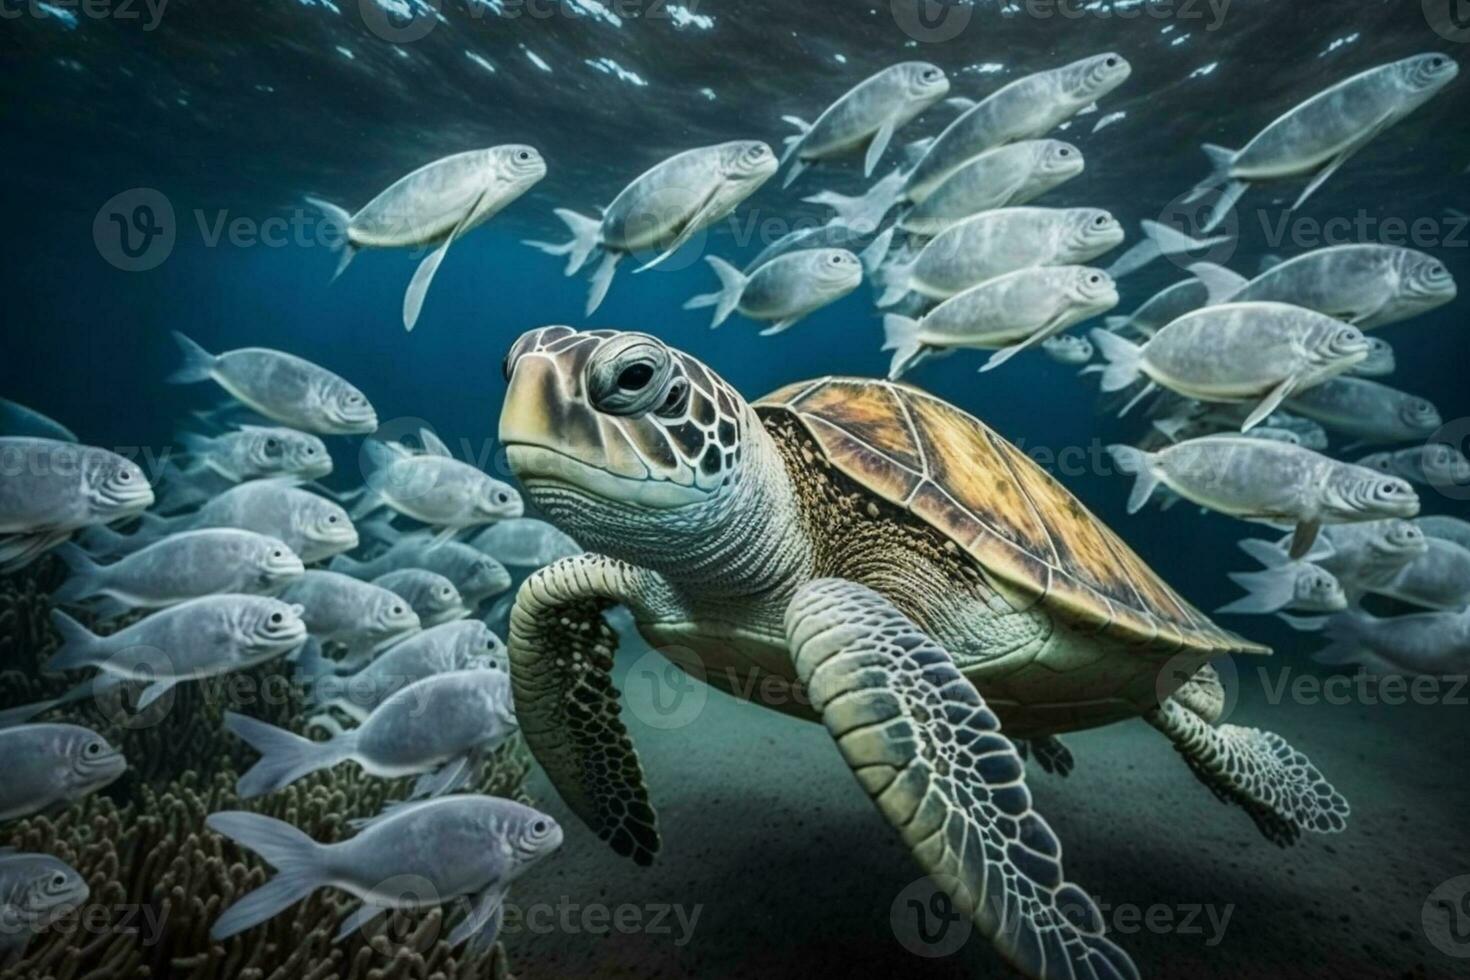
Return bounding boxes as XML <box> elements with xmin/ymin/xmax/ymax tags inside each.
<box><xmin>755</xmin><ymin>376</ymin><xmax>1267</xmax><ymax>658</ymax></box>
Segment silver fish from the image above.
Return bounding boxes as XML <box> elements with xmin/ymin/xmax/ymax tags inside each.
<box><xmin>0</xmin><ymin>851</ymin><xmax>89</xmax><ymax>968</ymax></box>
<box><xmin>1109</xmin><ymin>436</ymin><xmax>1418</xmax><ymax>557</ymax></box>
<box><xmin>372</xmin><ymin>568</ymin><xmax>468</xmax><ymax>627</ymax></box>
<box><xmin>227</xmin><ymin>667</ymin><xmax>516</xmax><ymax>799</ymax></box>
<box><xmin>1187</xmin><ymin>54</ymin><xmax>1459</xmax><ymax>230</ymax></box>
<box><xmin>870</xmin><ymin>206</ymin><xmax>1123</xmax><ymax>308</ymax></box>
<box><xmin>467</xmin><ymin>518</ymin><xmax>581</xmax><ymax>569</ymax></box>
<box><xmin>0</xmin><ymin>438</ymin><xmax>153</xmax><ymax>572</ymax></box>
<box><xmin>1220</xmin><ymin>539</ymin><xmax>1347</xmax><ymax>615</ymax></box>
<box><xmin>1350</xmin><ymin>338</ymin><xmax>1396</xmax><ymax>377</ymax></box>
<box><xmin>167</xmin><ymin>332</ymin><xmax>377</xmax><ymax>435</ymax></box>
<box><xmin>87</xmin><ymin>479</ymin><xmax>357</xmax><ymax>564</ymax></box>
<box><xmin>309</xmin><ymin>145</ymin><xmax>547</xmax><ymax>331</ymax></box>
<box><xmin>894</xmin><ymin>139</ymin><xmax>1084</xmax><ymax>238</ymax></box>
<box><xmin>178</xmin><ymin>426</ymin><xmax>331</xmax><ymax>483</ymax></box>
<box><xmin>207</xmin><ymin>795</ymin><xmax>561</xmax><ymax>953</ymax></box>
<box><xmin>52</xmin><ymin>530</ymin><xmax>304</xmax><ymax>615</ymax></box>
<box><xmin>47</xmin><ymin>597</ymin><xmax>307</xmax><ymax>709</ymax></box>
<box><xmin>1358</xmin><ymin>445</ymin><xmax>1470</xmax><ymax>488</ymax></box>
<box><xmin>330</xmin><ymin>539</ymin><xmax>510</xmax><ymax>606</ymax></box>
<box><xmin>1307</xmin><ymin>607</ymin><xmax>1470</xmax><ymax>676</ymax></box>
<box><xmin>296</xmin><ymin>619</ymin><xmax>505</xmax><ymax>723</ymax></box>
<box><xmin>780</xmin><ymin>61</ymin><xmax>950</xmax><ymax>186</ymax></box>
<box><xmin>356</xmin><ymin>430</ymin><xmax>521</xmax><ymax>533</ymax></box>
<box><xmin>1190</xmin><ymin>245</ymin><xmax>1457</xmax><ymax>330</ymax></box>
<box><xmin>1090</xmin><ymin>302</ymin><xmax>1370</xmax><ymax>430</ymax></box>
<box><xmin>1284</xmin><ymin>378</ymin><xmax>1442</xmax><ymax>448</ymax></box>
<box><xmin>526</xmin><ymin>141</ymin><xmax>777</xmax><ymax>314</ymax></box>
<box><xmin>279</xmin><ymin>570</ymin><xmax>421</xmax><ymax>656</ymax></box>
<box><xmin>683</xmin><ymin>249</ymin><xmax>862</xmax><ymax>334</ymax></box>
<box><xmin>0</xmin><ymin>724</ymin><xmax>126</xmax><ymax>821</ymax></box>
<box><xmin>1042</xmin><ymin>334</ymin><xmax>1095</xmax><ymax>366</ymax></box>
<box><xmin>1373</xmin><ymin>538</ymin><xmax>1470</xmax><ymax>611</ymax></box>
<box><xmin>884</xmin><ymin>265</ymin><xmax>1116</xmax><ymax>377</ymax></box>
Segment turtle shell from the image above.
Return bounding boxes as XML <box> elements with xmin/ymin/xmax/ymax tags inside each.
<box><xmin>755</xmin><ymin>377</ymin><xmax>1267</xmax><ymax>657</ymax></box>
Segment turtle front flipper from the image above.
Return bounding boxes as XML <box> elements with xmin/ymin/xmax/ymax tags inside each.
<box><xmin>786</xmin><ymin>578</ymin><xmax>1139</xmax><ymax>980</ymax></box>
<box><xmin>508</xmin><ymin>554</ymin><xmax>674</xmax><ymax>866</ymax></box>
<box><xmin>1147</xmin><ymin>665</ymin><xmax>1350</xmax><ymax>846</ymax></box>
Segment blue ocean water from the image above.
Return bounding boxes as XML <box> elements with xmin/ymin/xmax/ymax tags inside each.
<box><xmin>3</xmin><ymin>2</ymin><xmax>1470</xmax><ymax>977</ymax></box>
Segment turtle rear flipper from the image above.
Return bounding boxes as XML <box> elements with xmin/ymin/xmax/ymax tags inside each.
<box><xmin>507</xmin><ymin>556</ymin><xmax>674</xmax><ymax>866</ymax></box>
<box><xmin>787</xmin><ymin>578</ymin><xmax>1139</xmax><ymax>980</ymax></box>
<box><xmin>1147</xmin><ymin>673</ymin><xmax>1350</xmax><ymax>846</ymax></box>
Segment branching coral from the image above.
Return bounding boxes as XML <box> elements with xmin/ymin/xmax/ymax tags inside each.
<box><xmin>0</xmin><ymin>562</ymin><xmax>537</xmax><ymax>979</ymax></box>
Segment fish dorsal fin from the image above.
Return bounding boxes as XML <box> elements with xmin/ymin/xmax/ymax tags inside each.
<box><xmin>418</xmin><ymin>428</ymin><xmax>452</xmax><ymax>458</ymax></box>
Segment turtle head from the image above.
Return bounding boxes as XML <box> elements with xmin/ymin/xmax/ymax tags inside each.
<box><xmin>499</xmin><ymin>328</ymin><xmax>752</xmax><ymax>552</ymax></box>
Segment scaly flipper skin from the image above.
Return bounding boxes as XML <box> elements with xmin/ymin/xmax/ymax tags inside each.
<box><xmin>1146</xmin><ymin>693</ymin><xmax>1350</xmax><ymax>846</ymax></box>
<box><xmin>786</xmin><ymin>578</ymin><xmax>1139</xmax><ymax>980</ymax></box>
<box><xmin>507</xmin><ymin>554</ymin><xmax>670</xmax><ymax>865</ymax></box>
<box><xmin>1019</xmin><ymin>736</ymin><xmax>1075</xmax><ymax>778</ymax></box>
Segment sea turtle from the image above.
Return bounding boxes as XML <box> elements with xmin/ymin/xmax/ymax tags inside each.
<box><xmin>497</xmin><ymin>327</ymin><xmax>1349</xmax><ymax>980</ymax></box>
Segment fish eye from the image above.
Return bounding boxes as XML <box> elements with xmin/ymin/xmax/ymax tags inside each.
<box><xmin>1057</xmin><ymin>147</ymin><xmax>1070</xmax><ymax>156</ymax></box>
<box><xmin>829</xmin><ymin>254</ymin><xmax>842</xmax><ymax>264</ymax></box>
<box><xmin>118</xmin><ymin>471</ymin><xmax>131</xmax><ymax>482</ymax></box>
<box><xmin>305</xmin><ymin>446</ymin><xmax>316</xmax><ymax>455</ymax></box>
<box><xmin>1093</xmin><ymin>215</ymin><xmax>1108</xmax><ymax>226</ymax></box>
<box><xmin>51</xmin><ymin>873</ymin><xmax>67</xmax><ymax>888</ymax></box>
<box><xmin>84</xmin><ymin>741</ymin><xmax>103</xmax><ymax>757</ymax></box>
<box><xmin>1105</xmin><ymin>56</ymin><xmax>1119</xmax><ymax>67</ymax></box>
<box><xmin>327</xmin><ymin>515</ymin><xmax>338</xmax><ymax>524</ymax></box>
<box><xmin>516</xmin><ymin>150</ymin><xmax>532</xmax><ymax>162</ymax></box>
<box><xmin>657</xmin><ymin>379</ymin><xmax>690</xmax><ymax>418</ymax></box>
<box><xmin>532</xmin><ymin>819</ymin><xmax>548</xmax><ymax>834</ymax></box>
<box><xmin>617</xmin><ymin>363</ymin><xmax>654</xmax><ymax>391</ymax></box>
<box><xmin>1087</xmin><ymin>274</ymin><xmax>1102</xmax><ymax>285</ymax></box>
<box><xmin>495</xmin><ymin>490</ymin><xmax>511</xmax><ymax>504</ymax></box>
<box><xmin>272</xmin><ymin>550</ymin><xmax>283</xmax><ymax>558</ymax></box>
<box><xmin>392</xmin><ymin>605</ymin><xmax>405</xmax><ymax>616</ymax></box>
<box><xmin>270</xmin><ymin>612</ymin><xmax>283</xmax><ymax>624</ymax></box>
<box><xmin>265</xmin><ymin>438</ymin><xmax>278</xmax><ymax>449</ymax></box>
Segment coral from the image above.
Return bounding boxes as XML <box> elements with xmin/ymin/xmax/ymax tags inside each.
<box><xmin>0</xmin><ymin>563</ymin><xmax>538</xmax><ymax>979</ymax></box>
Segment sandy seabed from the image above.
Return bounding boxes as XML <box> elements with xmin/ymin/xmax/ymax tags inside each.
<box><xmin>507</xmin><ymin>630</ymin><xmax>1470</xmax><ymax>980</ymax></box>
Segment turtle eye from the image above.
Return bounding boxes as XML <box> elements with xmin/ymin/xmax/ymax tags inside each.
<box><xmin>617</xmin><ymin>363</ymin><xmax>654</xmax><ymax>391</ymax></box>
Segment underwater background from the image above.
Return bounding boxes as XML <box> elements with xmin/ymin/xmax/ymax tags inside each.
<box><xmin>2</xmin><ymin>0</ymin><xmax>1469</xmax><ymax>977</ymax></box>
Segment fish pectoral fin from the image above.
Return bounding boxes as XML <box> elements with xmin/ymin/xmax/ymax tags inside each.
<box><xmin>448</xmin><ymin>882</ymin><xmax>511</xmax><ymax>956</ymax></box>
<box><xmin>634</xmin><ymin>185</ymin><xmax>722</xmax><ymax>273</ymax></box>
<box><xmin>333</xmin><ymin>901</ymin><xmax>385</xmax><ymax>942</ymax></box>
<box><xmin>1292</xmin><ymin>115</ymin><xmax>1394</xmax><ymax>212</ymax></box>
<box><xmin>1288</xmin><ymin>521</ymin><xmax>1322</xmax><ymax>560</ymax></box>
<box><xmin>863</xmin><ymin>118</ymin><xmax>898</xmax><ymax>178</ymax></box>
<box><xmin>403</xmin><ymin>189</ymin><xmax>491</xmax><ymax>332</ymax></box>
<box><xmin>757</xmin><ymin>317</ymin><xmax>799</xmax><ymax>337</ymax></box>
<box><xmin>410</xmin><ymin>754</ymin><xmax>474</xmax><ymax>799</ymax></box>
<box><xmin>1241</xmin><ymin>376</ymin><xmax>1297</xmax><ymax>432</ymax></box>
<box><xmin>135</xmin><ymin>678</ymin><xmax>177</xmax><ymax>711</ymax></box>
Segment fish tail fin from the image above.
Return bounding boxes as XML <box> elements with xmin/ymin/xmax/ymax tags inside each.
<box><xmin>206</xmin><ymin>811</ymin><xmax>326</xmax><ymax>939</ymax></box>
<box><xmin>859</xmin><ymin>226</ymin><xmax>896</xmax><ymax>277</ymax></box>
<box><xmin>1308</xmin><ymin>613</ymin><xmax>1367</xmax><ymax>667</ymax></box>
<box><xmin>803</xmin><ymin>169</ymin><xmax>903</xmax><ymax>234</ymax></box>
<box><xmin>1142</xmin><ymin>219</ymin><xmax>1231</xmax><ymax>256</ymax></box>
<box><xmin>1237</xmin><ymin>537</ymin><xmax>1290</xmax><ymax>569</ymax></box>
<box><xmin>881</xmin><ymin>315</ymin><xmax>923</xmax><ymax>380</ymax></box>
<box><xmin>1217</xmin><ymin>568</ymin><xmax>1297</xmax><ymax>615</ymax></box>
<box><xmin>1088</xmin><ymin>328</ymin><xmax>1144</xmax><ymax>392</ymax></box>
<box><xmin>1107</xmin><ymin>444</ymin><xmax>1161</xmax><ymax>514</ymax></box>
<box><xmin>585</xmin><ymin>250</ymin><xmax>621</xmax><ymax>316</ymax></box>
<box><xmin>683</xmin><ymin>256</ymin><xmax>747</xmax><ymax>328</ymax></box>
<box><xmin>155</xmin><ymin>478</ymin><xmax>210</xmax><ymax>515</ymax></box>
<box><xmin>45</xmin><ymin>609</ymin><xmax>105</xmax><ymax>672</ymax></box>
<box><xmin>525</xmin><ymin>208</ymin><xmax>601</xmax><ymax>276</ymax></box>
<box><xmin>1103</xmin><ymin>315</ymin><xmax>1128</xmax><ymax>332</ymax></box>
<box><xmin>1183</xmin><ymin>143</ymin><xmax>1238</xmax><ymax>201</ymax></box>
<box><xmin>1187</xmin><ymin>261</ymin><xmax>1249</xmax><ymax>304</ymax></box>
<box><xmin>166</xmin><ymin>332</ymin><xmax>217</xmax><ymax>385</ymax></box>
<box><xmin>50</xmin><ymin>543</ymin><xmax>105</xmax><ymax>604</ymax></box>
<box><xmin>305</xmin><ymin>196</ymin><xmax>357</xmax><ymax>281</ymax></box>
<box><xmin>226</xmin><ymin>711</ymin><xmax>358</xmax><ymax>798</ymax></box>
